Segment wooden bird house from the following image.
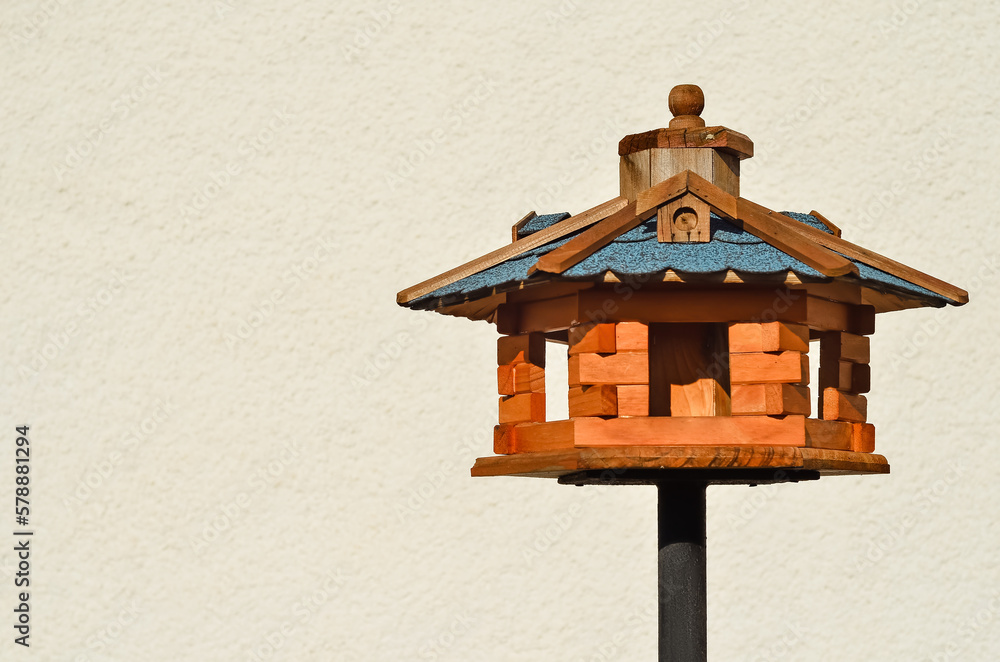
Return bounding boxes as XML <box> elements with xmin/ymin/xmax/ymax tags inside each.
<box><xmin>396</xmin><ymin>84</ymin><xmax>968</xmax><ymax>481</ymax></box>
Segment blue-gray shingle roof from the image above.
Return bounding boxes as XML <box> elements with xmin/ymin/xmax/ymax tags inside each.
<box><xmin>409</xmin><ymin>211</ymin><xmax>947</xmax><ymax>310</ymax></box>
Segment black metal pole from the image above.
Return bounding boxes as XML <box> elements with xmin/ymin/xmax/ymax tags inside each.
<box><xmin>657</xmin><ymin>481</ymin><xmax>707</xmax><ymax>662</ymax></box>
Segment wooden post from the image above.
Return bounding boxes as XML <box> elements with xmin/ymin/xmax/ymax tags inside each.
<box><xmin>658</xmin><ymin>481</ymin><xmax>708</xmax><ymax>662</ymax></box>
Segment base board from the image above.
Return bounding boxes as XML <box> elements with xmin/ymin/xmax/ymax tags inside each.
<box><xmin>471</xmin><ymin>445</ymin><xmax>888</xmax><ymax>479</ymax></box>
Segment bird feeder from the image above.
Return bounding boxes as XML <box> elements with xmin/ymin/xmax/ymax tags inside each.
<box><xmin>396</xmin><ymin>84</ymin><xmax>967</xmax><ymax>661</ymax></box>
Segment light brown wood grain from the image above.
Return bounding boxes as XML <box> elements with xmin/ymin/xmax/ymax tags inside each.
<box><xmin>649</xmin><ymin>323</ymin><xmax>730</xmax><ymax>416</ymax></box>
<box><xmin>568</xmin><ymin>385</ymin><xmax>618</xmax><ymax>418</ymax></box>
<box><xmin>512</xmin><ymin>363</ymin><xmax>545</xmax><ymax>393</ymax></box>
<box><xmin>471</xmin><ymin>445</ymin><xmax>889</xmax><ymax>477</ymax></box>
<box><xmin>616</xmin><ymin>385</ymin><xmax>649</xmax><ymax>416</ymax></box>
<box><xmin>634</xmin><ymin>170</ymin><xmax>693</xmax><ymax>217</ymax></box>
<box><xmin>497</xmin><ymin>365</ymin><xmax>516</xmax><ymax>396</ymax></box>
<box><xmin>500</xmin><ymin>420</ymin><xmax>576</xmax><ymax>454</ymax></box>
<box><xmin>728</xmin><ymin>322</ymin><xmax>809</xmax><ymax>353</ymax></box>
<box><xmin>685</xmin><ymin>170</ymin><xmax>740</xmax><ymax>218</ymax></box>
<box><xmin>497</xmin><ymin>332</ymin><xmax>546</xmax><ymax>367</ymax></box>
<box><xmin>573</xmin><ymin>415</ymin><xmax>806</xmax><ymax>447</ymax></box>
<box><xmin>820</xmin><ymin>330</ymin><xmax>870</xmax><ymax>364</ymax></box>
<box><xmin>731</xmin><ymin>383</ymin><xmax>811</xmax><ymax>416</ymax></box>
<box><xmin>822</xmin><ymin>388</ymin><xmax>867</xmax><ymax>423</ymax></box>
<box><xmin>618</xmin><ymin>126</ymin><xmax>754</xmax><ymax>161</ymax></box>
<box><xmin>615</xmin><ymin>322</ymin><xmax>649</xmax><ymax>353</ymax></box>
<box><xmin>730</xmin><ymin>351</ymin><xmax>807</xmax><ymax>384</ymax></box>
<box><xmin>649</xmin><ymin>149</ymin><xmax>739</xmax><ymax>197</ymax></box>
<box><xmin>493</xmin><ymin>424</ymin><xmax>516</xmax><ymax>454</ymax></box>
<box><xmin>619</xmin><ymin>150</ymin><xmax>652</xmax><ymax>202</ymax></box>
<box><xmin>804</xmin><ymin>419</ymin><xmax>853</xmax><ymax>451</ymax></box>
<box><xmin>657</xmin><ymin>193</ymin><xmax>711</xmax><ymax>243</ymax></box>
<box><xmin>568</xmin><ymin>352</ymin><xmax>649</xmax><ymax>387</ymax></box>
<box><xmin>568</xmin><ymin>323</ymin><xmax>617</xmax><ymax>355</ymax></box>
<box><xmin>851</xmin><ymin>423</ymin><xmax>876</xmax><ymax>453</ymax></box>
<box><xmin>499</xmin><ymin>393</ymin><xmax>546</xmax><ymax>424</ymax></box>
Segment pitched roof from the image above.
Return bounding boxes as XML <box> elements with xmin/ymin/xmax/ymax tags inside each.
<box><xmin>398</xmin><ymin>168</ymin><xmax>967</xmax><ymax>315</ymax></box>
<box><xmin>405</xmin><ymin>210</ymin><xmax>951</xmax><ymax>311</ymax></box>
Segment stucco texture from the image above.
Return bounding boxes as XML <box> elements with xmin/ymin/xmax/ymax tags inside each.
<box><xmin>2</xmin><ymin>0</ymin><xmax>998</xmax><ymax>660</ymax></box>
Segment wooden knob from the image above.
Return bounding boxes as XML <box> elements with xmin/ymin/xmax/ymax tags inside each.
<box><xmin>669</xmin><ymin>84</ymin><xmax>706</xmax><ymax>128</ymax></box>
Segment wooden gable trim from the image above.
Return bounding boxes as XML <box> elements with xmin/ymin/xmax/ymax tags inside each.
<box><xmin>529</xmin><ymin>201</ymin><xmax>648</xmax><ymax>276</ymax></box>
<box><xmin>396</xmin><ymin>196</ymin><xmax>628</xmax><ymax>305</ymax></box>
<box><xmin>735</xmin><ymin>198</ymin><xmax>858</xmax><ymax>278</ymax></box>
<box><xmin>764</xmin><ymin>211</ymin><xmax>969</xmax><ymax>304</ymax></box>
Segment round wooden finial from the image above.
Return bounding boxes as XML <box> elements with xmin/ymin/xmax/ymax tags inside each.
<box><xmin>668</xmin><ymin>84</ymin><xmax>706</xmax><ymax>128</ymax></box>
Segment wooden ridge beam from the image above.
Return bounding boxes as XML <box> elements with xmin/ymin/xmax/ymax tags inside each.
<box><xmin>397</xmin><ymin>196</ymin><xmax>628</xmax><ymax>304</ymax></box>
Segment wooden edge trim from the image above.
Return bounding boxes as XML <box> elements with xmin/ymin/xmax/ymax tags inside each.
<box><xmin>472</xmin><ymin>445</ymin><xmax>889</xmax><ymax>477</ymax></box>
<box><xmin>808</xmin><ymin>210</ymin><xmax>841</xmax><ymax>238</ymax></box>
<box><xmin>765</xmin><ymin>210</ymin><xmax>968</xmax><ymax>304</ymax></box>
<box><xmin>799</xmin><ymin>448</ymin><xmax>889</xmax><ymax>474</ymax></box>
<box><xmin>397</xmin><ymin>196</ymin><xmax>628</xmax><ymax>304</ymax></box>
<box><xmin>530</xmin><ymin>200</ymin><xmax>646</xmax><ymax>276</ymax></box>
<box><xmin>736</xmin><ymin>198</ymin><xmax>859</xmax><ymax>278</ymax></box>
<box><xmin>618</xmin><ymin>126</ymin><xmax>754</xmax><ymax>160</ymax></box>
<box><xmin>511</xmin><ymin>211</ymin><xmax>537</xmax><ymax>242</ymax></box>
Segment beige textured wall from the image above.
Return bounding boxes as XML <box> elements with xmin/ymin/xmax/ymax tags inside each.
<box><xmin>2</xmin><ymin>0</ymin><xmax>998</xmax><ymax>659</ymax></box>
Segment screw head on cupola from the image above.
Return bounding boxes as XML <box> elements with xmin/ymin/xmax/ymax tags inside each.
<box><xmin>668</xmin><ymin>84</ymin><xmax>706</xmax><ymax>129</ymax></box>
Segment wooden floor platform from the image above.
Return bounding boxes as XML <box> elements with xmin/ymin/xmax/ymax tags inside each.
<box><xmin>471</xmin><ymin>445</ymin><xmax>888</xmax><ymax>480</ymax></box>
